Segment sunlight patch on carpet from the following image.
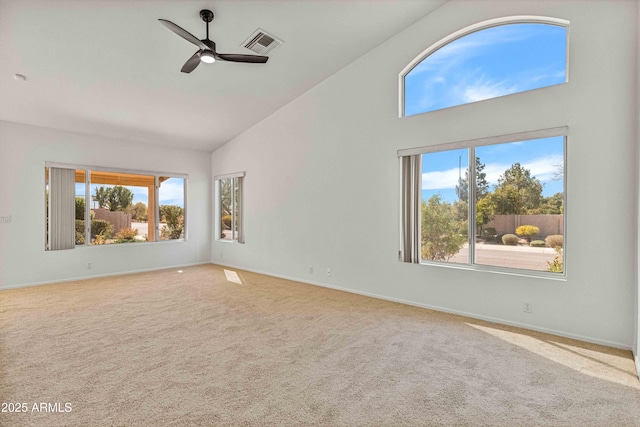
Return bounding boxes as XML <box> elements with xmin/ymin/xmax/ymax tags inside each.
<box><xmin>224</xmin><ymin>269</ymin><xmax>243</xmax><ymax>284</ymax></box>
<box><xmin>466</xmin><ymin>322</ymin><xmax>640</xmax><ymax>389</ymax></box>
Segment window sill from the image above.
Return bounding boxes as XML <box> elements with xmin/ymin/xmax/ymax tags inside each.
<box><xmin>409</xmin><ymin>260</ymin><xmax>567</xmax><ymax>281</ymax></box>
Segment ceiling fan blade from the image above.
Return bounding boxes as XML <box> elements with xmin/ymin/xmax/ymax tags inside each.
<box><xmin>158</xmin><ymin>19</ymin><xmax>206</xmax><ymax>50</ymax></box>
<box><xmin>215</xmin><ymin>53</ymin><xmax>269</xmax><ymax>64</ymax></box>
<box><xmin>181</xmin><ymin>51</ymin><xmax>202</xmax><ymax>73</ymax></box>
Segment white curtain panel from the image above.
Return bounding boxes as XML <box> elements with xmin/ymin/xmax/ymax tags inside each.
<box><xmin>48</xmin><ymin>167</ymin><xmax>76</xmax><ymax>250</ymax></box>
<box><xmin>400</xmin><ymin>155</ymin><xmax>420</xmax><ymax>263</ymax></box>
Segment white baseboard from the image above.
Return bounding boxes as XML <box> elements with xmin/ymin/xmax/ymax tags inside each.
<box><xmin>213</xmin><ymin>262</ymin><xmax>632</xmax><ymax>351</ymax></box>
<box><xmin>0</xmin><ymin>262</ymin><xmax>209</xmax><ymax>291</ymax></box>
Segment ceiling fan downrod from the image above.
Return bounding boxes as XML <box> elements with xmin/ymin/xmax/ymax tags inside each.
<box><xmin>200</xmin><ymin>9</ymin><xmax>214</xmax><ymax>40</ymax></box>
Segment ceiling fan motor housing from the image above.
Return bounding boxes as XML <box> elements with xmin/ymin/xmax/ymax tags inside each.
<box><xmin>200</xmin><ymin>10</ymin><xmax>214</xmax><ymax>23</ymax></box>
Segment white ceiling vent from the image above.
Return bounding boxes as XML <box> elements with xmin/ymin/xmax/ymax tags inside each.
<box><xmin>242</xmin><ymin>29</ymin><xmax>283</xmax><ymax>56</ymax></box>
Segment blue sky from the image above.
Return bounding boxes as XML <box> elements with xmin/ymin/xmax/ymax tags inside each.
<box><xmin>76</xmin><ymin>177</ymin><xmax>185</xmax><ymax>208</ymax></box>
<box><xmin>422</xmin><ymin>136</ymin><xmax>564</xmax><ymax>203</ymax></box>
<box><xmin>405</xmin><ymin>23</ymin><xmax>566</xmax><ymax>115</ymax></box>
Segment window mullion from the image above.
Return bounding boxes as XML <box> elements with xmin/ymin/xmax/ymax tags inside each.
<box><xmin>154</xmin><ymin>176</ymin><xmax>160</xmax><ymax>242</ymax></box>
<box><xmin>414</xmin><ymin>155</ymin><xmax>422</xmax><ymax>263</ymax></box>
<box><xmin>236</xmin><ymin>177</ymin><xmax>243</xmax><ymax>244</ymax></box>
<box><xmin>468</xmin><ymin>148</ymin><xmax>476</xmax><ymax>266</ymax></box>
<box><xmin>85</xmin><ymin>170</ymin><xmax>91</xmax><ymax>246</ymax></box>
<box><xmin>231</xmin><ymin>178</ymin><xmax>237</xmax><ymax>240</ymax></box>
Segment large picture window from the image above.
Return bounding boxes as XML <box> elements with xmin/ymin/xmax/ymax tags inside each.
<box><xmin>45</xmin><ymin>164</ymin><xmax>187</xmax><ymax>250</ymax></box>
<box><xmin>401</xmin><ymin>18</ymin><xmax>568</xmax><ymax>116</ymax></box>
<box><xmin>215</xmin><ymin>172</ymin><xmax>244</xmax><ymax>243</ymax></box>
<box><xmin>400</xmin><ymin>128</ymin><xmax>566</xmax><ymax>276</ymax></box>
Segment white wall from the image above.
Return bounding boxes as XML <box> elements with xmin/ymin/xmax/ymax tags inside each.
<box><xmin>212</xmin><ymin>0</ymin><xmax>638</xmax><ymax>349</ymax></box>
<box><xmin>0</xmin><ymin>120</ymin><xmax>211</xmax><ymax>288</ymax></box>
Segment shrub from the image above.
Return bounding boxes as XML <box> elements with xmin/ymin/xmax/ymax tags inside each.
<box><xmin>75</xmin><ymin>220</ymin><xmax>87</xmax><ymax>244</ymax></box>
<box><xmin>545</xmin><ymin>234</ymin><xmax>563</xmax><ymax>249</ymax></box>
<box><xmin>94</xmin><ymin>232</ymin><xmax>107</xmax><ymax>245</ymax></box>
<box><xmin>76</xmin><ymin>219</ymin><xmax>113</xmax><ymax>243</ymax></box>
<box><xmin>479</xmin><ymin>227</ymin><xmax>498</xmax><ymax>242</ymax></box>
<box><xmin>75</xmin><ymin>197</ymin><xmax>85</xmax><ymax>220</ymax></box>
<box><xmin>530</xmin><ymin>240</ymin><xmax>546</xmax><ymax>247</ymax></box>
<box><xmin>160</xmin><ymin>205</ymin><xmax>184</xmax><ymax>239</ymax></box>
<box><xmin>114</xmin><ymin>228</ymin><xmax>138</xmax><ymax>243</ymax></box>
<box><xmin>502</xmin><ymin>234</ymin><xmax>519</xmax><ymax>246</ymax></box>
<box><xmin>160</xmin><ymin>216</ymin><xmax>184</xmax><ymax>239</ymax></box>
<box><xmin>221</xmin><ymin>215</ymin><xmax>232</xmax><ymax>230</ymax></box>
<box><xmin>547</xmin><ymin>247</ymin><xmax>563</xmax><ymax>273</ymax></box>
<box><xmin>91</xmin><ymin>219</ymin><xmax>113</xmax><ymax>240</ymax></box>
<box><xmin>516</xmin><ymin>225</ymin><xmax>539</xmax><ymax>243</ymax></box>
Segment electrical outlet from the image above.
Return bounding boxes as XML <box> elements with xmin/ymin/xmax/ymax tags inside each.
<box><xmin>309</xmin><ymin>266</ymin><xmax>314</xmax><ymax>274</ymax></box>
<box><xmin>523</xmin><ymin>302</ymin><xmax>532</xmax><ymax>313</ymax></box>
<box><xmin>220</xmin><ymin>252</ymin><xmax>224</xmax><ymax>259</ymax></box>
<box><xmin>0</xmin><ymin>215</ymin><xmax>11</xmax><ymax>223</ymax></box>
<box><xmin>87</xmin><ymin>262</ymin><xmax>92</xmax><ymax>270</ymax></box>
<box><xmin>326</xmin><ymin>267</ymin><xmax>331</xmax><ymax>276</ymax></box>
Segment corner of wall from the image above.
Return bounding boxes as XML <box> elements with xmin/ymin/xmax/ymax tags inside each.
<box><xmin>635</xmin><ymin>0</ymin><xmax>640</xmax><ymax>378</ymax></box>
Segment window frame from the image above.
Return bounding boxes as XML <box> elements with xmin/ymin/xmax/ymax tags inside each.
<box><xmin>398</xmin><ymin>127</ymin><xmax>568</xmax><ymax>279</ymax></box>
<box><xmin>398</xmin><ymin>16</ymin><xmax>570</xmax><ymax>118</ymax></box>
<box><xmin>45</xmin><ymin>161</ymin><xmax>188</xmax><ymax>249</ymax></box>
<box><xmin>214</xmin><ymin>172</ymin><xmax>245</xmax><ymax>244</ymax></box>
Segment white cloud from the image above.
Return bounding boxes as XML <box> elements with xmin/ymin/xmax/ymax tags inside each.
<box><xmin>409</xmin><ymin>24</ymin><xmax>537</xmax><ymax>76</ymax></box>
<box><xmin>482</xmin><ymin>154</ymin><xmax>564</xmax><ymax>186</ymax></box>
<box><xmin>411</xmin><ymin>39</ymin><xmax>485</xmax><ymax>75</ymax></box>
<box><xmin>462</xmin><ymin>79</ymin><xmax>518</xmax><ymax>103</ymax></box>
<box><xmin>422</xmin><ymin>154</ymin><xmax>563</xmax><ymax>191</ymax></box>
<box><xmin>523</xmin><ymin>155</ymin><xmax>564</xmax><ymax>182</ymax></box>
<box><xmin>127</xmin><ymin>186</ymin><xmax>149</xmax><ymax>198</ymax></box>
<box><xmin>422</xmin><ymin>168</ymin><xmax>462</xmax><ymax>190</ymax></box>
<box><xmin>158</xmin><ymin>179</ymin><xmax>185</xmax><ymax>205</ymax></box>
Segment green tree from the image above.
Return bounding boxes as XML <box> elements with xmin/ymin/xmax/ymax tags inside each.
<box><xmin>475</xmin><ymin>195</ymin><xmax>495</xmax><ymax>230</ymax></box>
<box><xmin>126</xmin><ymin>202</ymin><xmax>148</xmax><ymax>221</ymax></box>
<box><xmin>490</xmin><ymin>163</ymin><xmax>543</xmax><ymax>214</ymax></box>
<box><xmin>94</xmin><ymin>187</ymin><xmax>109</xmax><ymax>209</ymax></box>
<box><xmin>490</xmin><ymin>185</ymin><xmax>524</xmax><ymax>214</ymax></box>
<box><xmin>105</xmin><ymin>186</ymin><xmax>134</xmax><ymax>212</ymax></box>
<box><xmin>94</xmin><ymin>186</ymin><xmax>134</xmax><ymax>211</ymax></box>
<box><xmin>455</xmin><ymin>157</ymin><xmax>489</xmax><ymax>203</ymax></box>
<box><xmin>452</xmin><ymin>200</ymin><xmax>468</xmax><ymax>223</ymax></box>
<box><xmin>421</xmin><ymin>194</ymin><xmax>467</xmax><ymax>262</ymax></box>
<box><xmin>219</xmin><ymin>179</ymin><xmax>233</xmax><ymax>217</ymax></box>
<box><xmin>536</xmin><ymin>192</ymin><xmax>563</xmax><ymax>214</ymax></box>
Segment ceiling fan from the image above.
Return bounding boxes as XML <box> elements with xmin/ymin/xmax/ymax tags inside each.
<box><xmin>159</xmin><ymin>9</ymin><xmax>268</xmax><ymax>73</ymax></box>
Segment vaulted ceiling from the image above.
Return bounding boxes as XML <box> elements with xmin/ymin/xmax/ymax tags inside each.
<box><xmin>0</xmin><ymin>0</ymin><xmax>445</xmax><ymax>151</ymax></box>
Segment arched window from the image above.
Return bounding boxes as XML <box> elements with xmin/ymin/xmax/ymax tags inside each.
<box><xmin>401</xmin><ymin>17</ymin><xmax>568</xmax><ymax>117</ymax></box>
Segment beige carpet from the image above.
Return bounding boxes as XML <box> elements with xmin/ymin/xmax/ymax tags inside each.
<box><xmin>1</xmin><ymin>264</ymin><xmax>639</xmax><ymax>426</ymax></box>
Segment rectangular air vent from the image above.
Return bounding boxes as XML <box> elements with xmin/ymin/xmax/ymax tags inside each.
<box><xmin>242</xmin><ymin>29</ymin><xmax>283</xmax><ymax>55</ymax></box>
